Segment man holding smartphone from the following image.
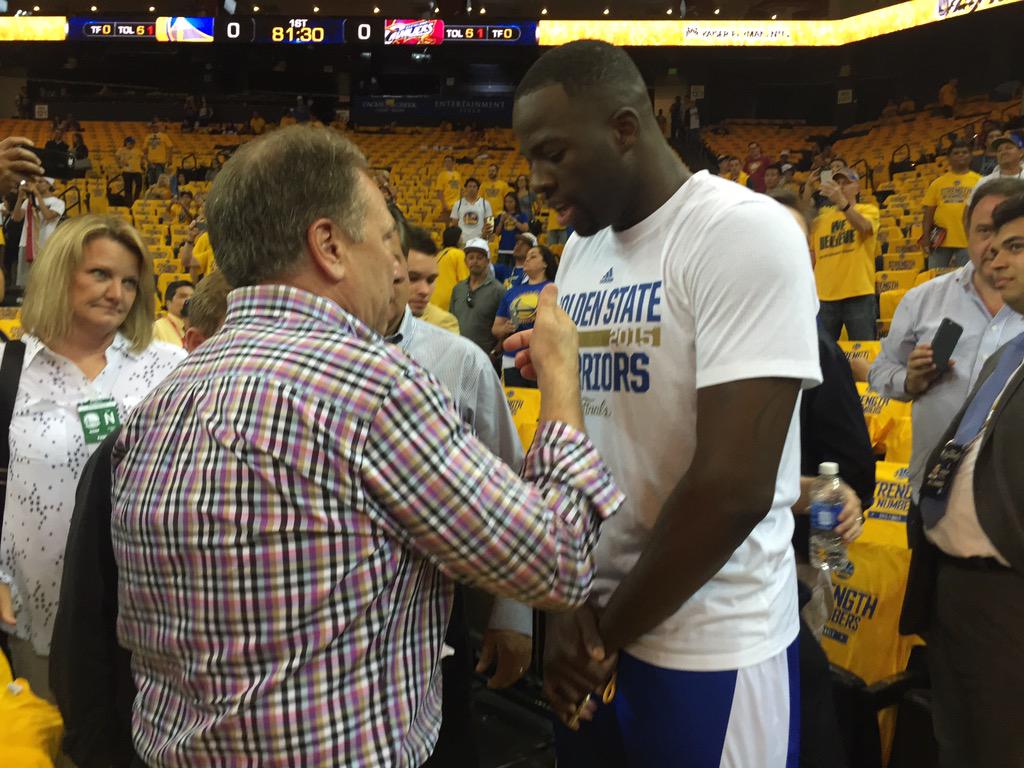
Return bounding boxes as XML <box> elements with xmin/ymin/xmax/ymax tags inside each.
<box><xmin>900</xmin><ymin>191</ymin><xmax>1024</xmax><ymax>768</ymax></box>
<box><xmin>11</xmin><ymin>176</ymin><xmax>64</xmax><ymax>287</ymax></box>
<box><xmin>869</xmin><ymin>177</ymin><xmax>1024</xmax><ymax>501</ymax></box>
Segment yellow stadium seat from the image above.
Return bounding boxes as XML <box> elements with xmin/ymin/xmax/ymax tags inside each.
<box><xmin>879</xmin><ymin>289</ymin><xmax>909</xmax><ymax>322</ymax></box>
<box><xmin>882</xmin><ymin>252</ymin><xmax>924</xmax><ymax>273</ymax></box>
<box><xmin>839</xmin><ymin>340</ymin><xmax>881</xmax><ymax>367</ymax></box>
<box><xmin>914</xmin><ymin>267</ymin><xmax>956</xmax><ymax>287</ymax></box>
<box><xmin>157</xmin><ymin>272</ymin><xmax>191</xmax><ymax>301</ymax></box>
<box><xmin>0</xmin><ymin>319</ymin><xmax>22</xmax><ymax>340</ymax></box>
<box><xmin>875</xmin><ymin>270</ymin><xmax>918</xmax><ymax>294</ymax></box>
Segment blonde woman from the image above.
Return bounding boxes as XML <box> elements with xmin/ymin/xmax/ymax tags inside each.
<box><xmin>0</xmin><ymin>215</ymin><xmax>185</xmax><ymax>702</ymax></box>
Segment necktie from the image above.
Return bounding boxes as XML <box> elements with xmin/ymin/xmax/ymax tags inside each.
<box><xmin>921</xmin><ymin>332</ymin><xmax>1024</xmax><ymax>528</ymax></box>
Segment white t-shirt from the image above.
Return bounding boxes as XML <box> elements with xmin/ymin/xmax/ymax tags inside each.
<box><xmin>556</xmin><ymin>171</ymin><xmax>822</xmax><ymax>671</ymax></box>
<box><xmin>18</xmin><ymin>195</ymin><xmax>66</xmax><ymax>249</ymax></box>
<box><xmin>450</xmin><ymin>197</ymin><xmax>492</xmax><ymax>242</ymax></box>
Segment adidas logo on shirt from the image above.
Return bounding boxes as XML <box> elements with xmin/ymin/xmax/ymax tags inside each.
<box><xmin>600</xmin><ymin>268</ymin><xmax>614</xmax><ymax>284</ymax></box>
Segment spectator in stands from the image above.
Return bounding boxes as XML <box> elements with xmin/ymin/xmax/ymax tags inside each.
<box><xmin>181</xmin><ymin>269</ymin><xmax>230</xmax><ymax>352</ymax></box>
<box><xmin>111</xmin><ymin>125</ymin><xmax>619</xmax><ymax>767</ymax></box>
<box><xmin>168</xmin><ymin>190</ymin><xmax>197</xmax><ymax>224</ymax></box>
<box><xmin>669</xmin><ymin>95</ymin><xmax>682</xmax><ymax>140</ymax></box>
<box><xmin>12</xmin><ymin>177</ymin><xmax>65</xmax><ymax>288</ymax></box>
<box><xmin>435</xmin><ymin>154</ymin><xmax>462</xmax><ymax>218</ymax></box>
<box><xmin>143</xmin><ymin>121</ymin><xmax>174</xmax><ymax>188</ymax></box>
<box><xmin>143</xmin><ymin>173</ymin><xmax>172</xmax><ymax>201</ymax></box>
<box><xmin>450</xmin><ymin>178</ymin><xmax>494</xmax><ymax>243</ymax></box>
<box><xmin>70</xmin><ymin>133</ymin><xmax>91</xmax><ymax>177</ymax></box>
<box><xmin>811</xmin><ymin>166</ymin><xmax>879</xmax><ymax>340</ymax></box>
<box><xmin>684</xmin><ymin>97</ymin><xmax>700</xmax><ymax>137</ymax></box>
<box><xmin>901</xmin><ymin>191</ymin><xmax>1024</xmax><ymax>768</ymax></box>
<box><xmin>496</xmin><ymin>230</ymin><xmax>536</xmax><ymax>288</ymax></box>
<box><xmin>0</xmin><ymin>135</ymin><xmax>45</xmax><ymax>197</ymax></box>
<box><xmin>869</xmin><ymin>177</ymin><xmax>1024</xmax><ymax>503</ymax></box>
<box><xmin>405</xmin><ymin>224</ymin><xmax>460</xmax><ymax>333</ymax></box>
<box><xmin>899</xmin><ymin>96</ymin><xmax>916</xmax><ymax>113</ymax></box>
<box><xmin>293</xmin><ymin>95</ymin><xmax>311</xmax><ymax>123</ymax></box>
<box><xmin>763</xmin><ymin>163</ymin><xmax>783</xmax><ymax>193</ymax></box>
<box><xmin>494</xmin><ymin>191</ymin><xmax>530</xmax><ymax>265</ymax></box>
<box><xmin>882</xmin><ymin>98</ymin><xmax>899</xmax><ymax>117</ymax></box>
<box><xmin>656</xmin><ymin>108</ymin><xmax>668</xmax><ymax>137</ymax></box>
<box><xmin>514</xmin><ymin>174</ymin><xmax>537</xmax><ymax>219</ymax></box>
<box><xmin>450</xmin><ymin>239</ymin><xmax>507</xmax><ymax>359</ymax></box>
<box><xmin>513</xmin><ymin>41</ymin><xmax>819</xmax><ymax>766</ymax></box>
<box><xmin>938</xmin><ymin>78</ymin><xmax>958</xmax><ymax>118</ymax></box>
<box><xmin>431</xmin><ymin>227</ymin><xmax>468</xmax><ymax>313</ymax></box>
<box><xmin>781</xmin><ymin>163</ymin><xmax>799</xmax><ymax>194</ymax></box>
<box><xmin>384</xmin><ymin>220</ymin><xmax>528</xmax><ymax>768</ymax></box>
<box><xmin>481</xmin><ymin>163</ymin><xmax>511</xmax><ymax>217</ymax></box>
<box><xmin>250</xmin><ymin>110</ymin><xmax>266</xmax><ymax>135</ymax></box>
<box><xmin>153</xmin><ymin>279</ymin><xmax>194</xmax><ymax>348</ymax></box>
<box><xmin>196</xmin><ymin>97</ymin><xmax>213</xmax><ymax>128</ymax></box>
<box><xmin>718</xmin><ymin>155</ymin><xmax>748</xmax><ymax>186</ymax></box>
<box><xmin>972</xmin><ymin>127</ymin><xmax>1004</xmax><ymax>176</ymax></box>
<box><xmin>981</xmin><ymin>132</ymin><xmax>1024</xmax><ymax>181</ymax></box>
<box><xmin>920</xmin><ymin>141</ymin><xmax>983</xmax><ymax>268</ymax></box>
<box><xmin>744</xmin><ymin>141</ymin><xmax>774</xmax><ymax>193</ymax></box>
<box><xmin>492</xmin><ymin>244</ymin><xmax>557</xmax><ymax>387</ymax></box>
<box><xmin>0</xmin><ymin>215</ymin><xmax>184</xmax><ymax>705</ymax></box>
<box><xmin>45</xmin><ymin>128</ymin><xmax>69</xmax><ymax>156</ymax></box>
<box><xmin>116</xmin><ymin>137</ymin><xmax>143</xmax><ymax>206</ymax></box>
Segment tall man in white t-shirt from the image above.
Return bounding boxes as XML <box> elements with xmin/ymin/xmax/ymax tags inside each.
<box><xmin>510</xmin><ymin>40</ymin><xmax>821</xmax><ymax>766</ymax></box>
<box><xmin>11</xmin><ymin>176</ymin><xmax>65</xmax><ymax>287</ymax></box>
<box><xmin>450</xmin><ymin>177</ymin><xmax>493</xmax><ymax>243</ymax></box>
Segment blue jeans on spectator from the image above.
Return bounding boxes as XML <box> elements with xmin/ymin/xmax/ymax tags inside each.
<box><xmin>928</xmin><ymin>247</ymin><xmax>968</xmax><ymax>270</ymax></box>
<box><xmin>146</xmin><ymin>163</ymin><xmax>165</xmax><ymax>188</ymax></box>
<box><xmin>818</xmin><ymin>294</ymin><xmax>876</xmax><ymax>341</ymax></box>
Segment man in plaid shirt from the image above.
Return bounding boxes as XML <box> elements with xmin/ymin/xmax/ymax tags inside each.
<box><xmin>111</xmin><ymin>125</ymin><xmax>622</xmax><ymax>767</ymax></box>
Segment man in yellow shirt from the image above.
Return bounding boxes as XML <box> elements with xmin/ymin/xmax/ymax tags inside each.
<box><xmin>481</xmin><ymin>164</ymin><xmax>512</xmax><ymax>217</ymax></box>
<box><xmin>435</xmin><ymin>155</ymin><xmax>462</xmax><ymax>218</ymax></box>
<box><xmin>143</xmin><ymin>121</ymin><xmax>174</xmax><ymax>187</ymax></box>
<box><xmin>811</xmin><ymin>166</ymin><xmax>880</xmax><ymax>341</ymax></box>
<box><xmin>152</xmin><ymin>279</ymin><xmax>194</xmax><ymax>348</ymax></box>
<box><xmin>920</xmin><ymin>142</ymin><xmax>982</xmax><ymax>269</ymax></box>
<box><xmin>718</xmin><ymin>155</ymin><xmax>749</xmax><ymax>187</ymax></box>
<box><xmin>116</xmin><ymin>136</ymin><xmax>144</xmax><ymax>205</ymax></box>
<box><xmin>430</xmin><ymin>226</ymin><xmax>469</xmax><ymax>311</ymax></box>
<box><xmin>406</xmin><ymin>224</ymin><xmax>460</xmax><ymax>334</ymax></box>
<box><xmin>183</xmin><ymin>226</ymin><xmax>217</xmax><ymax>281</ymax></box>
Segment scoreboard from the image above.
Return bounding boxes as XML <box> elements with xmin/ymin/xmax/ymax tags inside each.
<box><xmin>67</xmin><ymin>16</ymin><xmax>214</xmax><ymax>42</ymax></box>
<box><xmin>382</xmin><ymin>19</ymin><xmax>537</xmax><ymax>45</ymax></box>
<box><xmin>215</xmin><ymin>16</ymin><xmax>381</xmax><ymax>44</ymax></box>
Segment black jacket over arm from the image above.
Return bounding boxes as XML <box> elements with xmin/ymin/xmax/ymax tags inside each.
<box><xmin>49</xmin><ymin>428</ymin><xmax>137</xmax><ymax>768</ymax></box>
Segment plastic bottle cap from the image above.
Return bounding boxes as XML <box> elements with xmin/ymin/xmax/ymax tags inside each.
<box><xmin>819</xmin><ymin>462</ymin><xmax>839</xmax><ymax>476</ymax></box>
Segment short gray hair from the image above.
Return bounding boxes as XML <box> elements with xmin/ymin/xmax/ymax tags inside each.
<box><xmin>205</xmin><ymin>125</ymin><xmax>368</xmax><ymax>286</ymax></box>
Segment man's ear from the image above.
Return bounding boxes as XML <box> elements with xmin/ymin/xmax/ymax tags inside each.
<box><xmin>307</xmin><ymin>218</ymin><xmax>347</xmax><ymax>281</ymax></box>
<box><xmin>183</xmin><ymin>327</ymin><xmax>206</xmax><ymax>353</ymax></box>
<box><xmin>610</xmin><ymin>107</ymin><xmax>641</xmax><ymax>154</ymax></box>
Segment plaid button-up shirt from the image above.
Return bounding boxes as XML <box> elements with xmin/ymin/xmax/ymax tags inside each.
<box><xmin>112</xmin><ymin>284</ymin><xmax>621</xmax><ymax>767</ymax></box>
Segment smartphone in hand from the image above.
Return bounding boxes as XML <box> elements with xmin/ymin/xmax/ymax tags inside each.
<box><xmin>931</xmin><ymin>318</ymin><xmax>964</xmax><ymax>373</ymax></box>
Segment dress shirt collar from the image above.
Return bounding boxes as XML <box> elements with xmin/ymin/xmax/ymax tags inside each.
<box><xmin>955</xmin><ymin>261</ymin><xmax>976</xmax><ymax>293</ymax></box>
<box><xmin>386</xmin><ymin>306</ymin><xmax>416</xmax><ymax>351</ymax></box>
<box><xmin>21</xmin><ymin>330</ymin><xmax>136</xmax><ymax>368</ymax></box>
<box><xmin>224</xmin><ymin>284</ymin><xmax>378</xmax><ymax>343</ymax></box>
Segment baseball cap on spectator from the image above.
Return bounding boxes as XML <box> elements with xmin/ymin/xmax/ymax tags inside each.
<box><xmin>781</xmin><ymin>163</ymin><xmax>795</xmax><ymax>175</ymax></box>
<box><xmin>833</xmin><ymin>167</ymin><xmax>859</xmax><ymax>182</ymax></box>
<box><xmin>464</xmin><ymin>237</ymin><xmax>490</xmax><ymax>254</ymax></box>
<box><xmin>779</xmin><ymin>149</ymin><xmax>791</xmax><ymax>158</ymax></box>
<box><xmin>992</xmin><ymin>133</ymin><xmax>1024</xmax><ymax>150</ymax></box>
<box><xmin>517</xmin><ymin>232</ymin><xmax>538</xmax><ymax>247</ymax></box>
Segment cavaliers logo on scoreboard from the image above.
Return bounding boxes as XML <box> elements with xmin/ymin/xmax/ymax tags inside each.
<box><xmin>383</xmin><ymin>18</ymin><xmax>445</xmax><ymax>45</ymax></box>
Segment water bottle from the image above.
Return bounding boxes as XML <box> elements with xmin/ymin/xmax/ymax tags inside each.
<box><xmin>809</xmin><ymin>462</ymin><xmax>848</xmax><ymax>571</ymax></box>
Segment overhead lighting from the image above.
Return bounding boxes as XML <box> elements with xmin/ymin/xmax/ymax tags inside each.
<box><xmin>312</xmin><ymin>4</ymin><xmax>319</xmax><ymax>10</ymax></box>
<box><xmin>32</xmin><ymin>3</ymin><xmax>39</xmax><ymax>8</ymax></box>
<box><xmin>434</xmin><ymin>5</ymin><xmax>439</xmax><ymax>11</ymax></box>
<box><xmin>771</xmin><ymin>13</ymin><xmax>777</xmax><ymax>18</ymax></box>
<box><xmin>603</xmin><ymin>6</ymin><xmax>610</xmax><ymax>13</ymax></box>
<box><xmin>714</xmin><ymin>7</ymin><xmax>720</xmax><ymax>12</ymax></box>
<box><xmin>480</xmin><ymin>5</ymin><xmax>486</xmax><ymax>13</ymax></box>
<box><xmin>666</xmin><ymin>7</ymin><xmax>672</xmax><ymax>13</ymax></box>
<box><xmin>147</xmin><ymin>5</ymin><xmax>154</xmax><ymax>10</ymax></box>
<box><xmin>253</xmin><ymin>4</ymin><xmax>259</xmax><ymax>10</ymax></box>
<box><xmin>540</xmin><ymin>6</ymin><xmax>547</xmax><ymax>13</ymax></box>
<box><xmin>372</xmin><ymin>5</ymin><xmax>380</xmax><ymax>12</ymax></box>
<box><xmin>90</xmin><ymin>3</ymin><xmax>97</xmax><ymax>9</ymax></box>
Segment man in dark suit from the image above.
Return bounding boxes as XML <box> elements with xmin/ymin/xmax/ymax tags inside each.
<box><xmin>901</xmin><ymin>192</ymin><xmax>1024</xmax><ymax>768</ymax></box>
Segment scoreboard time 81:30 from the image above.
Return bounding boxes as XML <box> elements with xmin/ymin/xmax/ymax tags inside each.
<box><xmin>215</xmin><ymin>16</ymin><xmax>383</xmax><ymax>44</ymax></box>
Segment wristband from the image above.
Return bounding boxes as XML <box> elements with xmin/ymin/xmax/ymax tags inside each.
<box><xmin>840</xmin><ymin>202</ymin><xmax>852</xmax><ymax>212</ymax></box>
